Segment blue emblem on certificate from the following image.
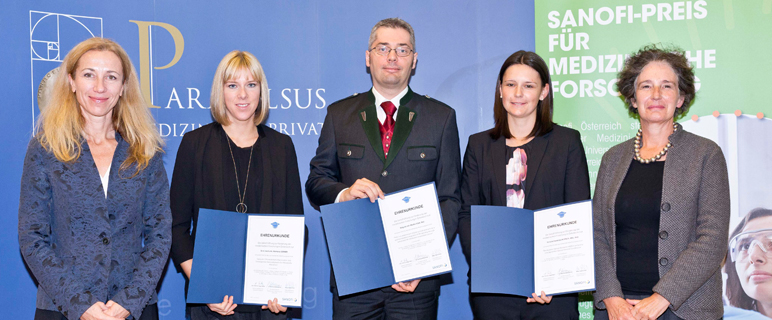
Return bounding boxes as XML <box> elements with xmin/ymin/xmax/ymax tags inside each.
<box><xmin>271</xmin><ymin>222</ymin><xmax>280</xmax><ymax>229</ymax></box>
<box><xmin>402</xmin><ymin>196</ymin><xmax>411</xmax><ymax>203</ymax></box>
<box><xmin>557</xmin><ymin>211</ymin><xmax>566</xmax><ymax>218</ymax></box>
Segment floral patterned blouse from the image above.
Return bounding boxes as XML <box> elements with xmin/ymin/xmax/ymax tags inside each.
<box><xmin>505</xmin><ymin>144</ymin><xmax>530</xmax><ymax>208</ymax></box>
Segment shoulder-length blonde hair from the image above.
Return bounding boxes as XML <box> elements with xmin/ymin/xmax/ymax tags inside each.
<box><xmin>210</xmin><ymin>50</ymin><xmax>270</xmax><ymax>126</ymax></box>
<box><xmin>36</xmin><ymin>37</ymin><xmax>163</xmax><ymax>173</ymax></box>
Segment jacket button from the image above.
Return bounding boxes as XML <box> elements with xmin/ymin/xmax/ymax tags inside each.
<box><xmin>102</xmin><ymin>238</ymin><xmax>110</xmax><ymax>245</ymax></box>
<box><xmin>420</xmin><ymin>152</ymin><xmax>426</xmax><ymax>159</ymax></box>
<box><xmin>659</xmin><ymin>258</ymin><xmax>668</xmax><ymax>266</ymax></box>
<box><xmin>661</xmin><ymin>202</ymin><xmax>671</xmax><ymax>212</ymax></box>
<box><xmin>346</xmin><ymin>150</ymin><xmax>352</xmax><ymax>156</ymax></box>
<box><xmin>659</xmin><ymin>231</ymin><xmax>668</xmax><ymax>239</ymax></box>
<box><xmin>381</xmin><ymin>170</ymin><xmax>388</xmax><ymax>177</ymax></box>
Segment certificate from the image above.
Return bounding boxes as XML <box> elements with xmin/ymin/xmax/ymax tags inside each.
<box><xmin>532</xmin><ymin>201</ymin><xmax>594</xmax><ymax>295</ymax></box>
<box><xmin>187</xmin><ymin>209</ymin><xmax>304</xmax><ymax>307</ymax></box>
<box><xmin>321</xmin><ymin>182</ymin><xmax>452</xmax><ymax>296</ymax></box>
<box><xmin>243</xmin><ymin>215</ymin><xmax>304</xmax><ymax>305</ymax></box>
<box><xmin>471</xmin><ymin>200</ymin><xmax>594</xmax><ymax>296</ymax></box>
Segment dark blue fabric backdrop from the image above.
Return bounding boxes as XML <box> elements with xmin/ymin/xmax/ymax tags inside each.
<box><xmin>0</xmin><ymin>1</ymin><xmax>535</xmax><ymax>318</ymax></box>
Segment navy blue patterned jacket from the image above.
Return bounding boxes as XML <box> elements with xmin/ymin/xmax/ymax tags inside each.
<box><xmin>18</xmin><ymin>133</ymin><xmax>171</xmax><ymax>320</ymax></box>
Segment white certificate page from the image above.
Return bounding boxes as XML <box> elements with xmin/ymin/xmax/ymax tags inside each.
<box><xmin>532</xmin><ymin>201</ymin><xmax>594</xmax><ymax>295</ymax></box>
<box><xmin>243</xmin><ymin>215</ymin><xmax>304</xmax><ymax>307</ymax></box>
<box><xmin>378</xmin><ymin>184</ymin><xmax>452</xmax><ymax>282</ymax></box>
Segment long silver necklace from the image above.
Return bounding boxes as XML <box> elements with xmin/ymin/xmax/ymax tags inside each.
<box><xmin>226</xmin><ymin>134</ymin><xmax>254</xmax><ymax>213</ymax></box>
<box><xmin>633</xmin><ymin>123</ymin><xmax>677</xmax><ymax>164</ymax></box>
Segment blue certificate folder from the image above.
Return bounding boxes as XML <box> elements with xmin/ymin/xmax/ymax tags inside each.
<box><xmin>187</xmin><ymin>209</ymin><xmax>304</xmax><ymax>306</ymax></box>
<box><xmin>471</xmin><ymin>200</ymin><xmax>594</xmax><ymax>297</ymax></box>
<box><xmin>320</xmin><ymin>182</ymin><xmax>452</xmax><ymax>296</ymax></box>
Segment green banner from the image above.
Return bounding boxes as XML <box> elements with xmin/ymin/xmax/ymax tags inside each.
<box><xmin>535</xmin><ymin>1</ymin><xmax>772</xmax><ymax>319</ymax></box>
<box><xmin>536</xmin><ymin>0</ymin><xmax>772</xmax><ymax>187</ymax></box>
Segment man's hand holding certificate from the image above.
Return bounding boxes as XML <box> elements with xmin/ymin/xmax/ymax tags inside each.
<box><xmin>471</xmin><ymin>201</ymin><xmax>595</xmax><ymax>297</ymax></box>
<box><xmin>321</xmin><ymin>183</ymin><xmax>453</xmax><ymax>296</ymax></box>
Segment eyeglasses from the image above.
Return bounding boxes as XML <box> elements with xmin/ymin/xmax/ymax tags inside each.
<box><xmin>370</xmin><ymin>45</ymin><xmax>414</xmax><ymax>57</ymax></box>
<box><xmin>729</xmin><ymin>229</ymin><xmax>772</xmax><ymax>262</ymax></box>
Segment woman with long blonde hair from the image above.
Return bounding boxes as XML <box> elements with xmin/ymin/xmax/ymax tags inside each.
<box><xmin>18</xmin><ymin>37</ymin><xmax>171</xmax><ymax>320</ymax></box>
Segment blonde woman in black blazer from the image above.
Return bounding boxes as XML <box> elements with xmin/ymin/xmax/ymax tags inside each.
<box><xmin>593</xmin><ymin>45</ymin><xmax>729</xmax><ymax>320</ymax></box>
<box><xmin>457</xmin><ymin>51</ymin><xmax>590</xmax><ymax>320</ymax></box>
<box><xmin>170</xmin><ymin>51</ymin><xmax>301</xmax><ymax>320</ymax></box>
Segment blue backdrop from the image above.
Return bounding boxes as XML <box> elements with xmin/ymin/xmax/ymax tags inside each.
<box><xmin>0</xmin><ymin>1</ymin><xmax>535</xmax><ymax>319</ymax></box>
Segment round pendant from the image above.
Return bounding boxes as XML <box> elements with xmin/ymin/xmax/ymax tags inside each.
<box><xmin>236</xmin><ymin>203</ymin><xmax>248</xmax><ymax>213</ymax></box>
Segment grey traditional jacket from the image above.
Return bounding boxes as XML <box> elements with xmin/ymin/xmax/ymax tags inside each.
<box><xmin>593</xmin><ymin>123</ymin><xmax>729</xmax><ymax>320</ymax></box>
<box><xmin>18</xmin><ymin>134</ymin><xmax>171</xmax><ymax>320</ymax></box>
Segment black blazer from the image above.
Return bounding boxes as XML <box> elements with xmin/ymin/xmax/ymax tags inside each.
<box><xmin>306</xmin><ymin>88</ymin><xmax>462</xmax><ymax>292</ymax></box>
<box><xmin>169</xmin><ymin>123</ymin><xmax>303</xmax><ymax>314</ymax></box>
<box><xmin>457</xmin><ymin>124</ymin><xmax>591</xmax><ymax>266</ymax></box>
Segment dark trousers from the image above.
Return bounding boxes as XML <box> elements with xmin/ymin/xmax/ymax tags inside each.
<box><xmin>471</xmin><ymin>293</ymin><xmax>579</xmax><ymax>320</ymax></box>
<box><xmin>333</xmin><ymin>288</ymin><xmax>440</xmax><ymax>320</ymax></box>
<box><xmin>594</xmin><ymin>294</ymin><xmax>683</xmax><ymax>320</ymax></box>
<box><xmin>189</xmin><ymin>305</ymin><xmax>287</xmax><ymax>320</ymax></box>
<box><xmin>35</xmin><ymin>303</ymin><xmax>158</xmax><ymax>320</ymax></box>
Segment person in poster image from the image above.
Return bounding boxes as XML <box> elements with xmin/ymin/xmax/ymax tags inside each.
<box><xmin>169</xmin><ymin>50</ymin><xmax>303</xmax><ymax>320</ymax></box>
<box><xmin>305</xmin><ymin>17</ymin><xmax>461</xmax><ymax>320</ymax></box>
<box><xmin>18</xmin><ymin>37</ymin><xmax>171</xmax><ymax>320</ymax></box>
<box><xmin>724</xmin><ymin>208</ymin><xmax>772</xmax><ymax>319</ymax></box>
<box><xmin>456</xmin><ymin>50</ymin><xmax>590</xmax><ymax>319</ymax></box>
<box><xmin>593</xmin><ymin>44</ymin><xmax>730</xmax><ymax>320</ymax></box>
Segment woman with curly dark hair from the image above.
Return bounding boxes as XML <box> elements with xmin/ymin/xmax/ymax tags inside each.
<box><xmin>593</xmin><ymin>44</ymin><xmax>730</xmax><ymax>320</ymax></box>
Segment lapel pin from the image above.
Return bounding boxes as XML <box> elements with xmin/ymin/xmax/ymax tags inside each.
<box><xmin>409</xmin><ymin>112</ymin><xmax>415</xmax><ymax>122</ymax></box>
<box><xmin>361</xmin><ymin>111</ymin><xmax>366</xmax><ymax>121</ymax></box>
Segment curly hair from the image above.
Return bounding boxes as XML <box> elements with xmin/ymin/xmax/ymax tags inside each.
<box><xmin>616</xmin><ymin>44</ymin><xmax>695</xmax><ymax>119</ymax></box>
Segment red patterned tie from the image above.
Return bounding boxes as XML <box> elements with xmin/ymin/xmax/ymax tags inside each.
<box><xmin>379</xmin><ymin>101</ymin><xmax>396</xmax><ymax>158</ymax></box>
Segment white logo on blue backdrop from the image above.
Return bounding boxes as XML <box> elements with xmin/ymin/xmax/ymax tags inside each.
<box><xmin>29</xmin><ymin>11</ymin><xmax>102</xmax><ymax>130</ymax></box>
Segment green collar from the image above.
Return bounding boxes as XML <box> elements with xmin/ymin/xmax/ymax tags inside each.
<box><xmin>359</xmin><ymin>87</ymin><xmax>417</xmax><ymax>168</ymax></box>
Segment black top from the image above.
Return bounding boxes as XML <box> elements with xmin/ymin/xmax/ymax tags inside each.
<box><xmin>615</xmin><ymin>159</ymin><xmax>664</xmax><ymax>295</ymax></box>
<box><xmin>170</xmin><ymin>123</ymin><xmax>302</xmax><ymax>314</ymax></box>
<box><xmin>220</xmin><ymin>132</ymin><xmax>263</xmax><ymax>213</ymax></box>
<box><xmin>457</xmin><ymin>125</ymin><xmax>591</xmax><ymax>274</ymax></box>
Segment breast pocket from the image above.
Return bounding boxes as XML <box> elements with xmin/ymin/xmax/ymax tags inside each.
<box><xmin>407</xmin><ymin>146</ymin><xmax>437</xmax><ymax>161</ymax></box>
<box><xmin>337</xmin><ymin>143</ymin><xmax>365</xmax><ymax>159</ymax></box>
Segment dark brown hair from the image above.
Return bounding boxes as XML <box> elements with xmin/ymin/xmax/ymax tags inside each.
<box><xmin>617</xmin><ymin>44</ymin><xmax>695</xmax><ymax>119</ymax></box>
<box><xmin>490</xmin><ymin>51</ymin><xmax>553</xmax><ymax>140</ymax></box>
<box><xmin>725</xmin><ymin>208</ymin><xmax>772</xmax><ymax>310</ymax></box>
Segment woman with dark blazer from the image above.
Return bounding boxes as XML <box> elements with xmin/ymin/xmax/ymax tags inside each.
<box><xmin>457</xmin><ymin>50</ymin><xmax>590</xmax><ymax>319</ymax></box>
<box><xmin>19</xmin><ymin>38</ymin><xmax>170</xmax><ymax>320</ymax></box>
<box><xmin>170</xmin><ymin>50</ymin><xmax>303</xmax><ymax>320</ymax></box>
<box><xmin>592</xmin><ymin>45</ymin><xmax>729</xmax><ymax>320</ymax></box>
